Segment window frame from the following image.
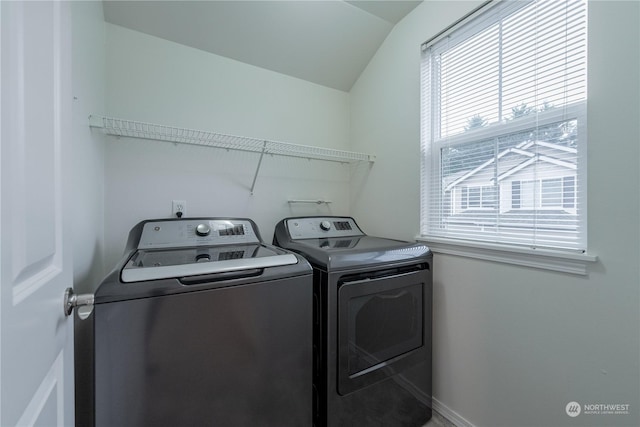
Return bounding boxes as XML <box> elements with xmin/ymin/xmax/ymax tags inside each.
<box><xmin>418</xmin><ymin>0</ymin><xmax>597</xmax><ymax>274</ymax></box>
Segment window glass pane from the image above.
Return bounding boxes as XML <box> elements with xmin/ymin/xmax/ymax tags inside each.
<box><xmin>502</xmin><ymin>1</ymin><xmax>588</xmax><ymax>113</ymax></box>
<box><xmin>481</xmin><ymin>186</ymin><xmax>497</xmax><ymax>208</ymax></box>
<box><xmin>563</xmin><ymin>176</ymin><xmax>576</xmax><ymax>208</ymax></box>
<box><xmin>439</xmin><ymin>25</ymin><xmax>500</xmax><ymax>138</ymax></box>
<box><xmin>542</xmin><ymin>178</ymin><xmax>562</xmax><ymax>207</ymax></box>
<box><xmin>512</xmin><ymin>181</ymin><xmax>521</xmax><ymax>209</ymax></box>
<box><xmin>441</xmin><ymin>138</ymin><xmax>495</xmax><ymax>176</ymax></box>
<box><xmin>521</xmin><ymin>181</ymin><xmax>535</xmax><ymax>209</ymax></box>
<box><xmin>468</xmin><ymin>187</ymin><xmax>481</xmax><ymax>207</ymax></box>
<box><xmin>461</xmin><ymin>187</ymin><xmax>468</xmax><ymax>210</ymax></box>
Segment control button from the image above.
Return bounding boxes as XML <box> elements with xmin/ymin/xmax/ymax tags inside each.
<box><xmin>196</xmin><ymin>254</ymin><xmax>211</xmax><ymax>262</ymax></box>
<box><xmin>196</xmin><ymin>223</ymin><xmax>211</xmax><ymax>236</ymax></box>
<box><xmin>320</xmin><ymin>220</ymin><xmax>332</xmax><ymax>231</ymax></box>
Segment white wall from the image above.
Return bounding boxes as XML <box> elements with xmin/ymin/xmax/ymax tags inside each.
<box><xmin>71</xmin><ymin>1</ymin><xmax>106</xmax><ymax>293</ymax></box>
<box><xmin>350</xmin><ymin>1</ymin><xmax>640</xmax><ymax>427</ymax></box>
<box><xmin>103</xmin><ymin>24</ymin><xmax>354</xmax><ymax>270</ymax></box>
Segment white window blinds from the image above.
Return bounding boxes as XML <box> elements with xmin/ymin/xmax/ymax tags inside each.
<box><xmin>420</xmin><ymin>0</ymin><xmax>588</xmax><ymax>252</ymax></box>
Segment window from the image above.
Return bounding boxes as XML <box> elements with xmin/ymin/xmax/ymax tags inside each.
<box><xmin>459</xmin><ymin>186</ymin><xmax>497</xmax><ymax>211</ymax></box>
<box><xmin>468</xmin><ymin>187</ymin><xmax>480</xmax><ymax>208</ymax></box>
<box><xmin>420</xmin><ymin>0</ymin><xmax>588</xmax><ymax>252</ymax></box>
<box><xmin>512</xmin><ymin>181</ymin><xmax>521</xmax><ymax>209</ymax></box>
<box><xmin>511</xmin><ymin>178</ymin><xmax>577</xmax><ymax>211</ymax></box>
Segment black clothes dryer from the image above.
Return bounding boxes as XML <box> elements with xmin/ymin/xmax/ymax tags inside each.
<box><xmin>75</xmin><ymin>218</ymin><xmax>313</xmax><ymax>427</ymax></box>
<box><xmin>273</xmin><ymin>216</ymin><xmax>433</xmax><ymax>427</ymax></box>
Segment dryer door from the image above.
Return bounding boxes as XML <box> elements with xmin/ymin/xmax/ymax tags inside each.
<box><xmin>337</xmin><ymin>265</ymin><xmax>430</xmax><ymax>395</ymax></box>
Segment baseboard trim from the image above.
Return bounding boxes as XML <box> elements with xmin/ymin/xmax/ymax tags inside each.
<box><xmin>432</xmin><ymin>397</ymin><xmax>476</xmax><ymax>427</ymax></box>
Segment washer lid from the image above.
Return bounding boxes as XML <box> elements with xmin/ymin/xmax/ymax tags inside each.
<box><xmin>285</xmin><ymin>236</ymin><xmax>431</xmax><ymax>270</ymax></box>
<box><xmin>121</xmin><ymin>244</ymin><xmax>297</xmax><ymax>283</ymax></box>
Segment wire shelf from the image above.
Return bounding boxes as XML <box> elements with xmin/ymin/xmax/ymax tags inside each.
<box><xmin>89</xmin><ymin>115</ymin><xmax>375</xmax><ymax>164</ymax></box>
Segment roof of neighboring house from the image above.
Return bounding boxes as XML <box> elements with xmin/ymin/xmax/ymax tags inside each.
<box><xmin>444</xmin><ymin>140</ymin><xmax>577</xmax><ymax>192</ymax></box>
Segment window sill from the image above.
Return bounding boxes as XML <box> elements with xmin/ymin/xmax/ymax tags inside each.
<box><xmin>416</xmin><ymin>236</ymin><xmax>597</xmax><ymax>275</ymax></box>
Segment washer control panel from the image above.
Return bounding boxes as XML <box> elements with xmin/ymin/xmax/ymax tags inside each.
<box><xmin>285</xmin><ymin>217</ymin><xmax>364</xmax><ymax>239</ymax></box>
<box><xmin>137</xmin><ymin>219</ymin><xmax>260</xmax><ymax>249</ymax></box>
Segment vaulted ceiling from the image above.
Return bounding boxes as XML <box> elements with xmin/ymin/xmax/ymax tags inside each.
<box><xmin>102</xmin><ymin>1</ymin><xmax>422</xmax><ymax>91</ymax></box>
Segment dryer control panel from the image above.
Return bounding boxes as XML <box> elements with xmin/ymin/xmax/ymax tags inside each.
<box><xmin>137</xmin><ymin>219</ymin><xmax>260</xmax><ymax>249</ymax></box>
<box><xmin>285</xmin><ymin>217</ymin><xmax>365</xmax><ymax>240</ymax></box>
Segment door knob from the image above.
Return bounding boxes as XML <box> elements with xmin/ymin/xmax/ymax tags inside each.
<box><xmin>63</xmin><ymin>287</ymin><xmax>94</xmax><ymax>318</ymax></box>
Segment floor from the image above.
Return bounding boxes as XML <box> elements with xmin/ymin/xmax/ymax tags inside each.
<box><xmin>423</xmin><ymin>411</ymin><xmax>457</xmax><ymax>427</ymax></box>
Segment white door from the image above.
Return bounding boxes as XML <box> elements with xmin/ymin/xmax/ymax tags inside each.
<box><xmin>1</xmin><ymin>1</ymin><xmax>74</xmax><ymax>426</ymax></box>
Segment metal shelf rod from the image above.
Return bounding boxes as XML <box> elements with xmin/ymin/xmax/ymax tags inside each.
<box><xmin>287</xmin><ymin>199</ymin><xmax>333</xmax><ymax>204</ymax></box>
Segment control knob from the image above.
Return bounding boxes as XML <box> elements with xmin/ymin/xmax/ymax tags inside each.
<box><xmin>196</xmin><ymin>223</ymin><xmax>211</xmax><ymax>236</ymax></box>
<box><xmin>320</xmin><ymin>220</ymin><xmax>332</xmax><ymax>231</ymax></box>
<box><xmin>196</xmin><ymin>254</ymin><xmax>211</xmax><ymax>262</ymax></box>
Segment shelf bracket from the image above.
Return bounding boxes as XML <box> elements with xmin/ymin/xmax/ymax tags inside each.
<box><xmin>250</xmin><ymin>141</ymin><xmax>268</xmax><ymax>194</ymax></box>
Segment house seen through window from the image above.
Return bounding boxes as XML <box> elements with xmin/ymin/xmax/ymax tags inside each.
<box><xmin>420</xmin><ymin>0</ymin><xmax>587</xmax><ymax>251</ymax></box>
